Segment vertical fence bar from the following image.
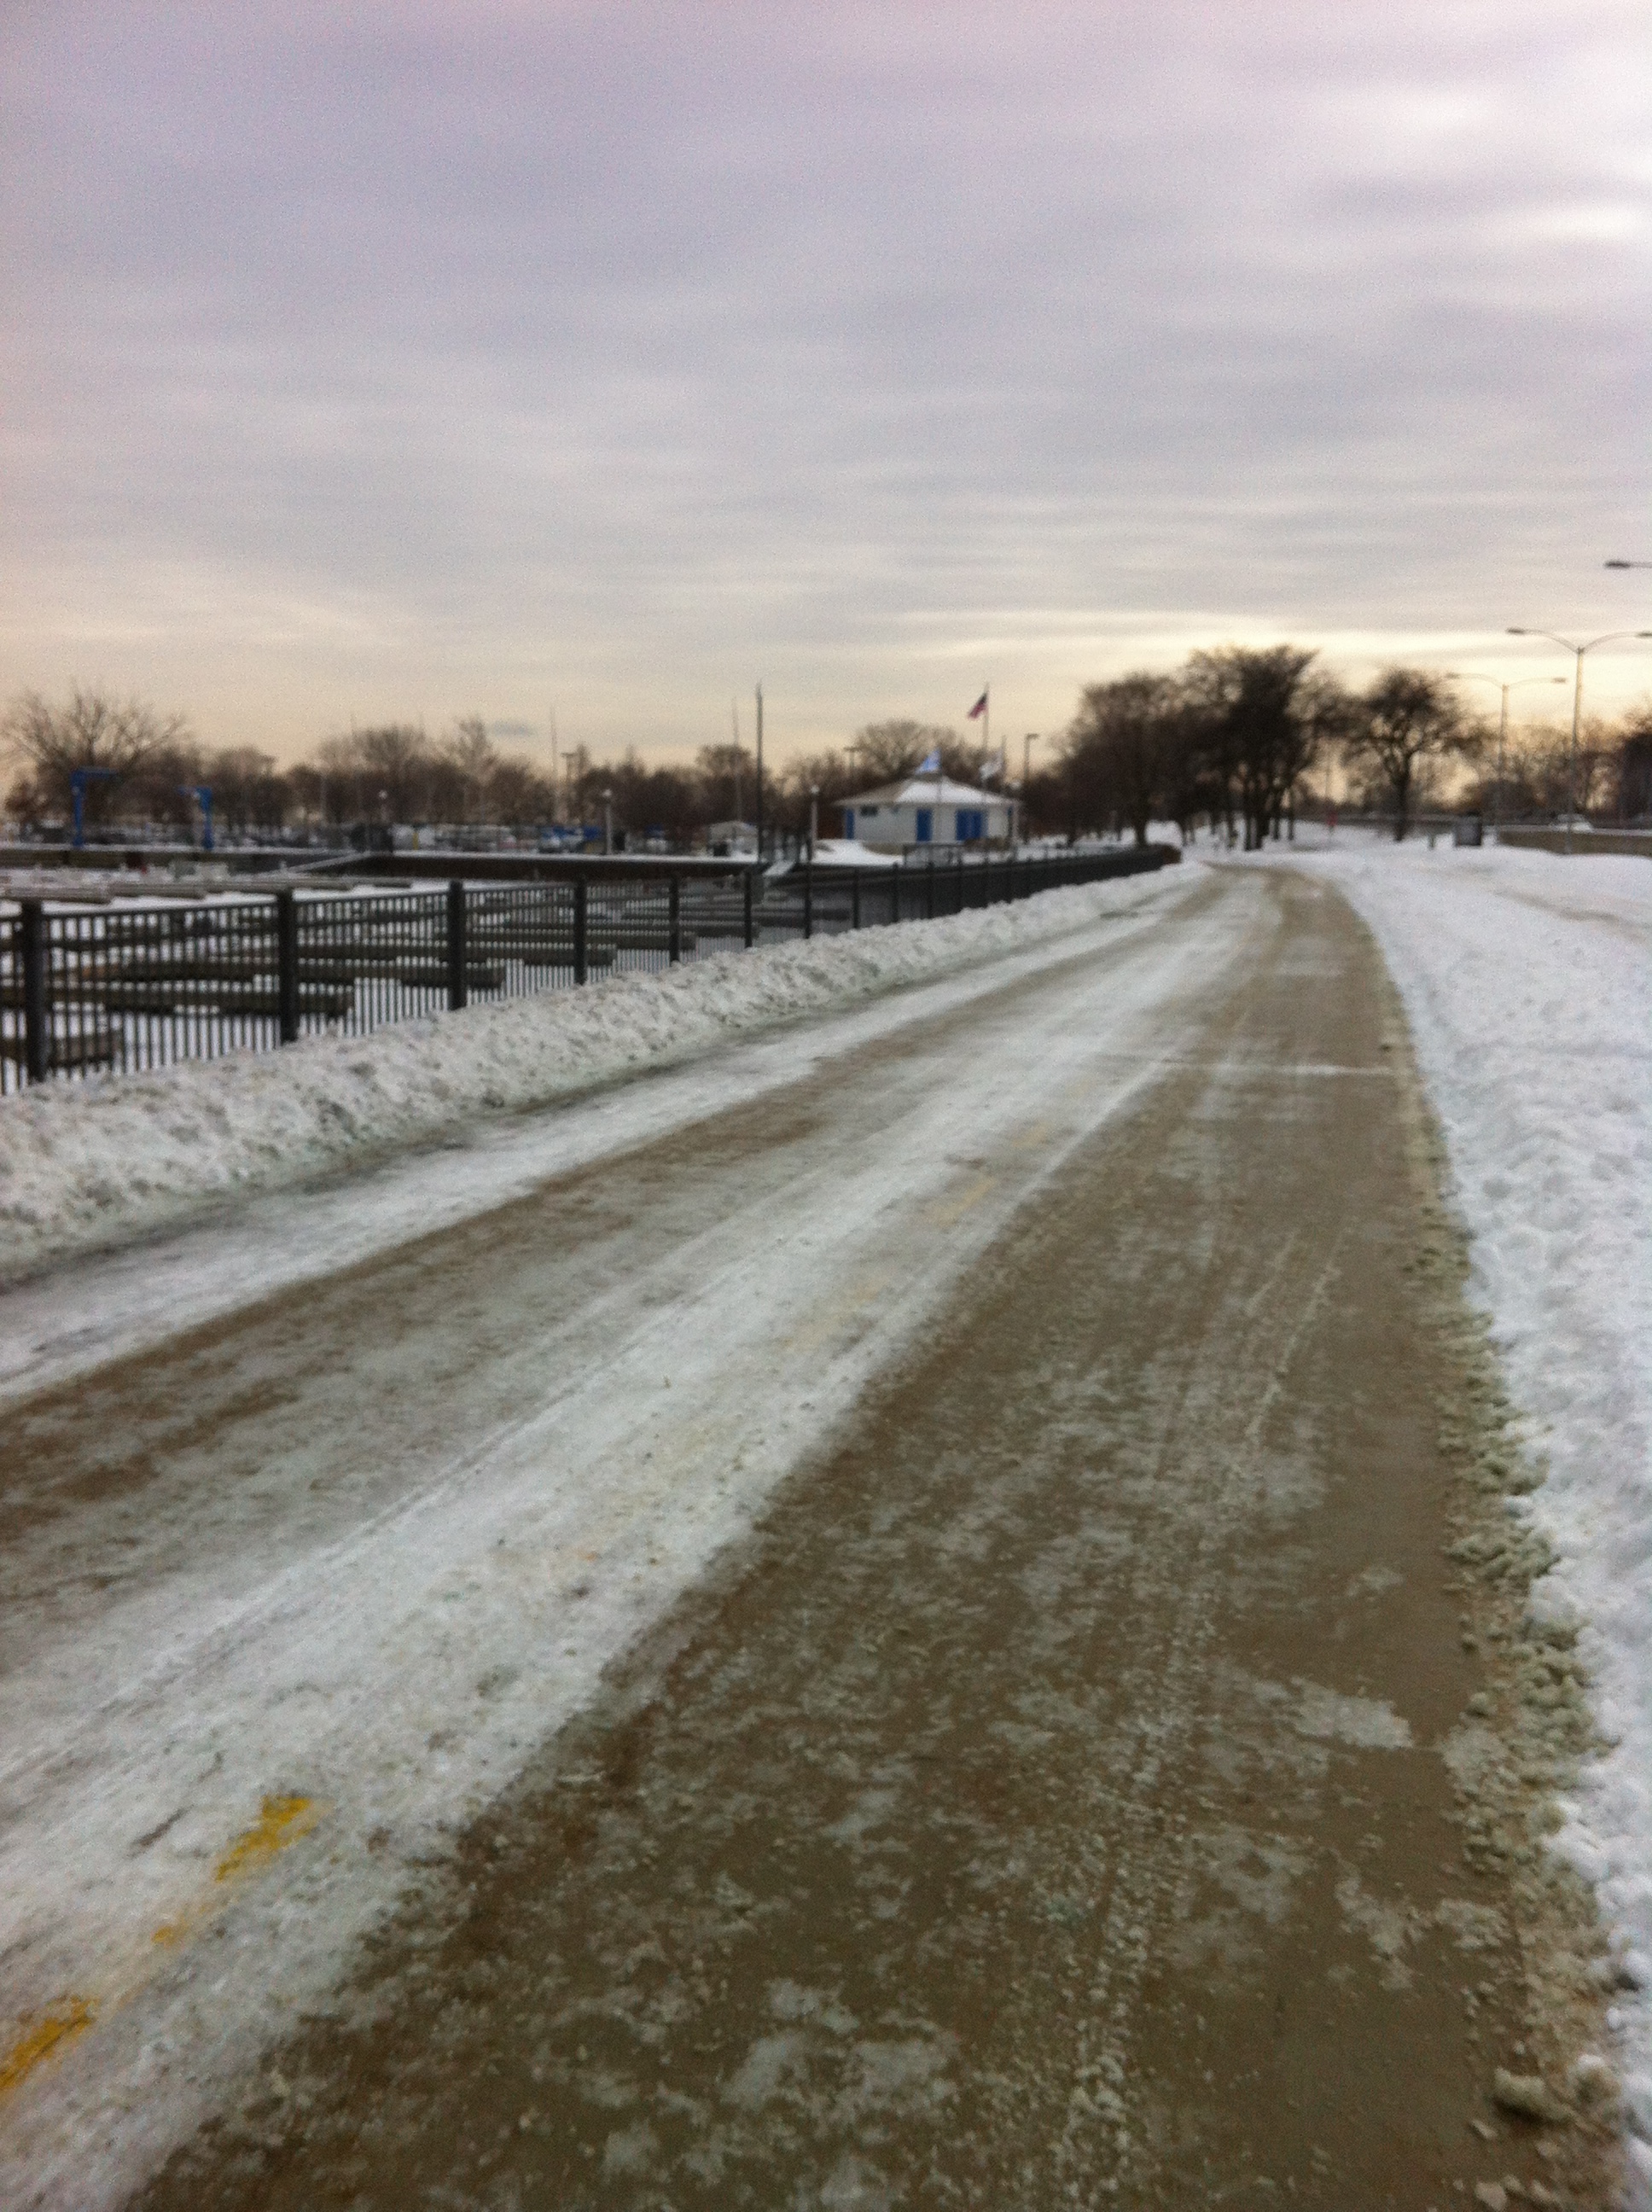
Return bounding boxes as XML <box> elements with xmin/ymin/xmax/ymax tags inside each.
<box><xmin>742</xmin><ymin>869</ymin><xmax>754</xmax><ymax>948</ymax></box>
<box><xmin>446</xmin><ymin>879</ymin><xmax>468</xmax><ymax>1010</ymax></box>
<box><xmin>20</xmin><ymin>900</ymin><xmax>48</xmax><ymax>1084</ymax></box>
<box><xmin>573</xmin><ymin>876</ymin><xmax>589</xmax><ymax>984</ymax></box>
<box><xmin>851</xmin><ymin>870</ymin><xmax>861</xmax><ymax>930</ymax></box>
<box><xmin>276</xmin><ymin>889</ymin><xmax>300</xmax><ymax>1044</ymax></box>
<box><xmin>925</xmin><ymin>860</ymin><xmax>935</xmax><ymax>920</ymax></box>
<box><xmin>803</xmin><ymin>860</ymin><xmax>813</xmax><ymax>940</ymax></box>
<box><xmin>668</xmin><ymin>875</ymin><xmax>682</xmax><ymax>964</ymax></box>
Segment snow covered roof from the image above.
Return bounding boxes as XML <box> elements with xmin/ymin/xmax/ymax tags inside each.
<box><xmin>808</xmin><ymin>838</ymin><xmax>902</xmax><ymax>870</ymax></box>
<box><xmin>842</xmin><ymin>776</ymin><xmax>1004</xmax><ymax>809</ymax></box>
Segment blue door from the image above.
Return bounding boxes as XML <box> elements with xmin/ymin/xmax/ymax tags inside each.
<box><xmin>915</xmin><ymin>808</ymin><xmax>933</xmax><ymax>843</ymax></box>
<box><xmin>843</xmin><ymin>808</ymin><xmax>855</xmax><ymax>839</ymax></box>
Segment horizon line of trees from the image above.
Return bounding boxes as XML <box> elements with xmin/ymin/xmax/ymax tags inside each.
<box><xmin>5</xmin><ymin>659</ymin><xmax>1651</xmax><ymax>848</ymax></box>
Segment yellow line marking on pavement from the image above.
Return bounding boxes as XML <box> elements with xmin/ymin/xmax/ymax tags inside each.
<box><xmin>0</xmin><ymin>1998</ymin><xmax>96</xmax><ymax>2099</ymax></box>
<box><xmin>3</xmin><ymin>1798</ymin><xmax>325</xmax><ymax>2100</ymax></box>
<box><xmin>214</xmin><ymin>1794</ymin><xmax>319</xmax><ymax>1883</ymax></box>
<box><xmin>923</xmin><ymin>1174</ymin><xmax>998</xmax><ymax>1230</ymax></box>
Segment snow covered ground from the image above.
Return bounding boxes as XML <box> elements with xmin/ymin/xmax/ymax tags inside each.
<box><xmin>0</xmin><ymin>866</ymin><xmax>1195</xmax><ymax>1289</ymax></box>
<box><xmin>1264</xmin><ymin>836</ymin><xmax>1652</xmax><ymax>2181</ymax></box>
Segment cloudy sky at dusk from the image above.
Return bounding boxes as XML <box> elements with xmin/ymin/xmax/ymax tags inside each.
<box><xmin>2</xmin><ymin>0</ymin><xmax>1648</xmax><ymax>766</ymax></box>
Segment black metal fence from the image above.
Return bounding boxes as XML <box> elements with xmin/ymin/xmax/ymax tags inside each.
<box><xmin>0</xmin><ymin>847</ymin><xmax>1174</xmax><ymax>1092</ymax></box>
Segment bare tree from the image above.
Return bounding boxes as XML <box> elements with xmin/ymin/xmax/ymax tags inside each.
<box><xmin>443</xmin><ymin>716</ymin><xmax>497</xmax><ymax>825</ymax></box>
<box><xmin>3</xmin><ymin>686</ymin><xmax>192</xmax><ymax>827</ymax></box>
<box><xmin>695</xmin><ymin>742</ymin><xmax>753</xmax><ymax>825</ymax></box>
<box><xmin>1343</xmin><ymin>669</ymin><xmax>1480</xmax><ymax>841</ymax></box>
<box><xmin>350</xmin><ymin>726</ymin><xmax>431</xmax><ymax>822</ymax></box>
<box><xmin>850</xmin><ymin>720</ymin><xmax>966</xmax><ymax>784</ymax></box>
<box><xmin>200</xmin><ymin>747</ymin><xmax>288</xmax><ymax>835</ymax></box>
<box><xmin>1183</xmin><ymin>647</ymin><xmax>1339</xmax><ymax>850</ymax></box>
<box><xmin>1063</xmin><ymin>673</ymin><xmax>1188</xmax><ymax>847</ymax></box>
<box><xmin>1613</xmin><ymin>707</ymin><xmax>1652</xmax><ymax>822</ymax></box>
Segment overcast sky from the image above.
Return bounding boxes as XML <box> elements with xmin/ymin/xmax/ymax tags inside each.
<box><xmin>3</xmin><ymin>0</ymin><xmax>1649</xmax><ymax>765</ymax></box>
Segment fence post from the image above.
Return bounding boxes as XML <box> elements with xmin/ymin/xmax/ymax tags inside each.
<box><xmin>742</xmin><ymin>869</ymin><xmax>755</xmax><ymax>949</ymax></box>
<box><xmin>446</xmin><ymin>879</ymin><xmax>468</xmax><ymax>1010</ymax></box>
<box><xmin>851</xmin><ymin>869</ymin><xmax>861</xmax><ymax>930</ymax></box>
<box><xmin>668</xmin><ymin>874</ymin><xmax>681</xmax><ymax>964</ymax></box>
<box><xmin>20</xmin><ymin>901</ymin><xmax>48</xmax><ymax>1083</ymax></box>
<box><xmin>573</xmin><ymin>876</ymin><xmax>589</xmax><ymax>984</ymax></box>
<box><xmin>925</xmin><ymin>859</ymin><xmax>935</xmax><ymax>920</ymax></box>
<box><xmin>803</xmin><ymin>859</ymin><xmax>813</xmax><ymax>940</ymax></box>
<box><xmin>275</xmin><ymin>889</ymin><xmax>300</xmax><ymax>1044</ymax></box>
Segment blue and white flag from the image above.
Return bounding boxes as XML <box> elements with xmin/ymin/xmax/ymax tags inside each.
<box><xmin>916</xmin><ymin>748</ymin><xmax>941</xmax><ymax>774</ymax></box>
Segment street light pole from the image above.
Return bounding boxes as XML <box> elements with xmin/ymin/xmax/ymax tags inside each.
<box><xmin>1444</xmin><ymin>672</ymin><xmax>1567</xmax><ymax>836</ymax></box>
<box><xmin>754</xmin><ymin>684</ymin><xmax>765</xmax><ymax>866</ymax></box>
<box><xmin>602</xmin><ymin>786</ymin><xmax>614</xmax><ymax>856</ymax></box>
<box><xmin>1505</xmin><ymin>628</ymin><xmax>1652</xmax><ymax>853</ymax></box>
<box><xmin>1021</xmin><ymin>733</ymin><xmax>1038</xmax><ymax>849</ymax></box>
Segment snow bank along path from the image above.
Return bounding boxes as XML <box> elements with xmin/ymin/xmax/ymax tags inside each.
<box><xmin>0</xmin><ymin>865</ymin><xmax>1235</xmax><ymax>2210</ymax></box>
<box><xmin>0</xmin><ymin>869</ymin><xmax>1192</xmax><ymax>1288</ymax></box>
<box><xmin>1274</xmin><ymin>841</ymin><xmax>1652</xmax><ymax>2184</ymax></box>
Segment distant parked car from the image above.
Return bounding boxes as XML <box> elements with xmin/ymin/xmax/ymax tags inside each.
<box><xmin>1552</xmin><ymin>814</ymin><xmax>1594</xmax><ymax>831</ymax></box>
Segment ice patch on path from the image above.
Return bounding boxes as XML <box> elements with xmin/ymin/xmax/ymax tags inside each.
<box><xmin>1294</xmin><ymin>1682</ymin><xmax>1412</xmax><ymax>1749</ymax></box>
<box><xmin>1265</xmin><ymin>838</ymin><xmax>1652</xmax><ymax>2174</ymax></box>
<box><xmin>0</xmin><ymin>870</ymin><xmax>1193</xmax><ymax>1284</ymax></box>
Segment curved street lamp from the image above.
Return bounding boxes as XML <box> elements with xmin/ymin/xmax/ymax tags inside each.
<box><xmin>1444</xmin><ymin>672</ymin><xmax>1567</xmax><ymax>835</ymax></box>
<box><xmin>1504</xmin><ymin>628</ymin><xmax>1652</xmax><ymax>852</ymax></box>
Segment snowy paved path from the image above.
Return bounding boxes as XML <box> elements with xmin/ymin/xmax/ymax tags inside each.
<box><xmin>0</xmin><ymin>865</ymin><xmax>1619</xmax><ymax>2206</ymax></box>
<box><xmin>1</xmin><ymin>872</ymin><xmax>1236</xmax><ymax>2206</ymax></box>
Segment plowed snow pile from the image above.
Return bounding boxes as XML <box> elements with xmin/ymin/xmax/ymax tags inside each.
<box><xmin>1275</xmin><ymin>837</ymin><xmax>1652</xmax><ymax>2187</ymax></box>
<box><xmin>0</xmin><ymin>870</ymin><xmax>1191</xmax><ymax>1283</ymax></box>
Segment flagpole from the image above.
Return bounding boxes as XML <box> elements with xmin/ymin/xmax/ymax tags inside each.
<box><xmin>983</xmin><ymin>688</ymin><xmax>990</xmax><ymax>853</ymax></box>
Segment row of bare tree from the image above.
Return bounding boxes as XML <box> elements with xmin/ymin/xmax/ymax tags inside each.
<box><xmin>1037</xmin><ymin>649</ymin><xmax>1652</xmax><ymax>846</ymax></box>
<box><xmin>5</xmin><ymin>662</ymin><xmax>1651</xmax><ymax>847</ymax></box>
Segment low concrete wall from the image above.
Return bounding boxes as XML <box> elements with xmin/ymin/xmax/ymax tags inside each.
<box><xmin>1496</xmin><ymin>828</ymin><xmax>1652</xmax><ymax>858</ymax></box>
